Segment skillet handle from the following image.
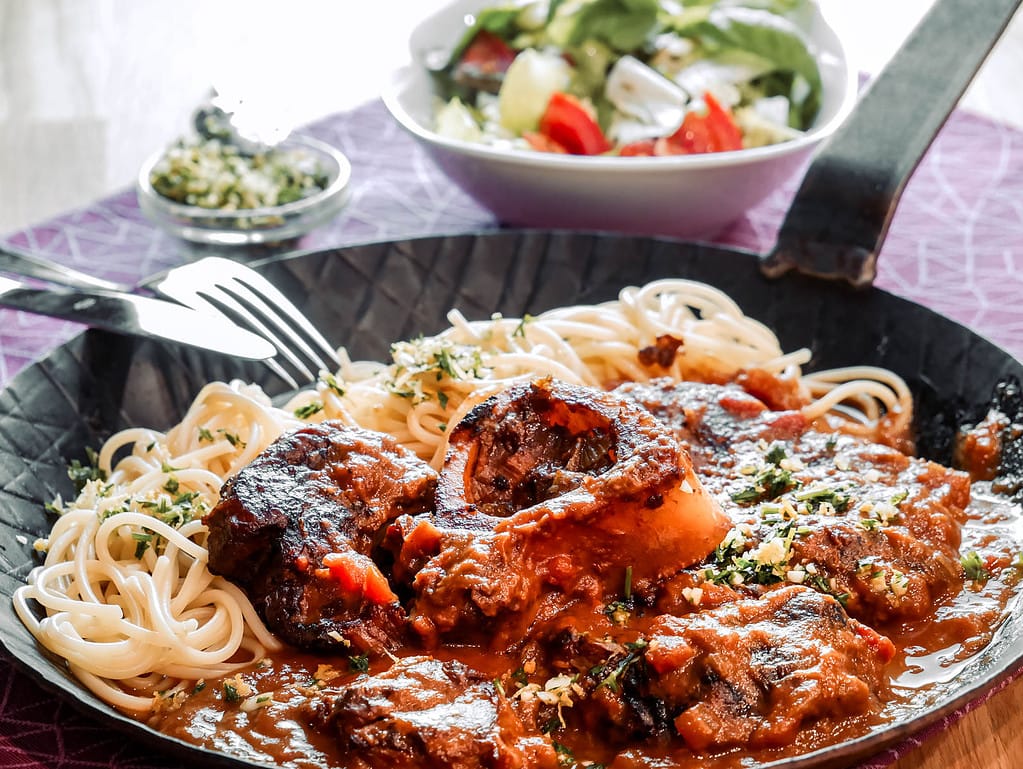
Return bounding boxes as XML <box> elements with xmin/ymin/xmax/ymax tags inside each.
<box><xmin>761</xmin><ymin>0</ymin><xmax>1021</xmax><ymax>287</ymax></box>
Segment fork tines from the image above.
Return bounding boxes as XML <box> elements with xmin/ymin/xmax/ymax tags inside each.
<box><xmin>155</xmin><ymin>256</ymin><xmax>340</xmax><ymax>390</ymax></box>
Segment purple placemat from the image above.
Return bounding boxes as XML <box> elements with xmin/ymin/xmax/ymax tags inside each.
<box><xmin>1</xmin><ymin>98</ymin><xmax>1022</xmax><ymax>768</ymax></box>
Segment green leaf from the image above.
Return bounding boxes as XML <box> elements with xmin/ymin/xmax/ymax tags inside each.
<box><xmin>449</xmin><ymin>5</ymin><xmax>523</xmax><ymax>65</ymax></box>
<box><xmin>67</xmin><ymin>449</ymin><xmax>106</xmax><ymax>493</ymax></box>
<box><xmin>294</xmin><ymin>401</ymin><xmax>324</xmax><ymax>419</ymax></box>
<box><xmin>961</xmin><ymin>551</ymin><xmax>991</xmax><ymax>582</ymax></box>
<box><xmin>566</xmin><ymin>0</ymin><xmax>661</xmax><ymax>53</ymax></box>
<box><xmin>348</xmin><ymin>654</ymin><xmax>370</xmax><ymax>673</ymax></box>
<box><xmin>667</xmin><ymin>6</ymin><xmax>822</xmax><ymax>128</ymax></box>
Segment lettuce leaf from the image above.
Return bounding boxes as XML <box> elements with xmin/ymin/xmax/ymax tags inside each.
<box><xmin>667</xmin><ymin>6</ymin><xmax>822</xmax><ymax>128</ymax></box>
<box><xmin>564</xmin><ymin>0</ymin><xmax>661</xmax><ymax>53</ymax></box>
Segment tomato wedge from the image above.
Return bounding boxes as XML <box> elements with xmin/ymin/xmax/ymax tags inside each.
<box><xmin>319</xmin><ymin>551</ymin><xmax>398</xmax><ymax>605</ymax></box>
<box><xmin>456</xmin><ymin>30</ymin><xmax>517</xmax><ymax>78</ymax></box>
<box><xmin>666</xmin><ymin>92</ymin><xmax>743</xmax><ymax>155</ymax></box>
<box><xmin>538</xmin><ymin>92</ymin><xmax>612</xmax><ymax>156</ymax></box>
<box><xmin>619</xmin><ymin>139</ymin><xmax>657</xmax><ymax>157</ymax></box>
<box><xmin>523</xmin><ymin>130</ymin><xmax>569</xmax><ymax>154</ymax></box>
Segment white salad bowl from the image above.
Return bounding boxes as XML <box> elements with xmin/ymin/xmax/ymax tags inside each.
<box><xmin>383</xmin><ymin>0</ymin><xmax>856</xmax><ymax>239</ymax></box>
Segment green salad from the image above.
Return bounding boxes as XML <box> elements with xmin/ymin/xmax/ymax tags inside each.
<box><xmin>433</xmin><ymin>0</ymin><xmax>823</xmax><ymax>156</ymax></box>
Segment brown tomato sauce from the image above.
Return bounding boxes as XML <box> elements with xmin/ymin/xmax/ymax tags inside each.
<box><xmin>140</xmin><ymin>376</ymin><xmax>1023</xmax><ymax>769</ymax></box>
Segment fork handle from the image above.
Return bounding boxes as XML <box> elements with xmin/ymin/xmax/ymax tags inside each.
<box><xmin>0</xmin><ymin>241</ymin><xmax>128</xmax><ymax>292</ymax></box>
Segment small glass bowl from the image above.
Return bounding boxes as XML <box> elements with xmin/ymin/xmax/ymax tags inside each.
<box><xmin>137</xmin><ymin>135</ymin><xmax>352</xmax><ymax>245</ymax></box>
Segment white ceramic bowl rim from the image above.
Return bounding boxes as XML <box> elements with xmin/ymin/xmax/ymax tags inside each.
<box><xmin>383</xmin><ymin>1</ymin><xmax>857</xmax><ymax>172</ymax></box>
<box><xmin>136</xmin><ymin>134</ymin><xmax>352</xmax><ymax>220</ymax></box>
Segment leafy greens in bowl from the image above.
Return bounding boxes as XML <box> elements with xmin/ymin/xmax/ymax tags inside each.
<box><xmin>433</xmin><ymin>0</ymin><xmax>827</xmax><ymax>157</ymax></box>
<box><xmin>383</xmin><ymin>0</ymin><xmax>855</xmax><ymax>237</ymax></box>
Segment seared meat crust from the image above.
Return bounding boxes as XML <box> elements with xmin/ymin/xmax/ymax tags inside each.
<box><xmin>205</xmin><ymin>421</ymin><xmax>437</xmax><ymax>652</ymax></box>
<box><xmin>641</xmin><ymin>585</ymin><xmax>892</xmax><ymax>752</ymax></box>
<box><xmin>305</xmin><ymin>656</ymin><xmax>558</xmax><ymax>769</ymax></box>
<box><xmin>399</xmin><ymin>379</ymin><xmax>728</xmax><ymax>648</ymax></box>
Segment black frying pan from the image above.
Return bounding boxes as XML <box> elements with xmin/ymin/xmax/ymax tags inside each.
<box><xmin>0</xmin><ymin>1</ymin><xmax>1022</xmax><ymax>769</ymax></box>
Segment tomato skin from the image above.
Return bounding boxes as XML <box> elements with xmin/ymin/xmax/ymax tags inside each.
<box><xmin>319</xmin><ymin>551</ymin><xmax>398</xmax><ymax>605</ymax></box>
<box><xmin>666</xmin><ymin>92</ymin><xmax>743</xmax><ymax>154</ymax></box>
<box><xmin>457</xmin><ymin>30</ymin><xmax>517</xmax><ymax>77</ymax></box>
<box><xmin>537</xmin><ymin>92</ymin><xmax>612</xmax><ymax>155</ymax></box>
<box><xmin>619</xmin><ymin>139</ymin><xmax>658</xmax><ymax>157</ymax></box>
<box><xmin>616</xmin><ymin>95</ymin><xmax>742</xmax><ymax>157</ymax></box>
<box><xmin>523</xmin><ymin>130</ymin><xmax>568</xmax><ymax>154</ymax></box>
<box><xmin>854</xmin><ymin>622</ymin><xmax>897</xmax><ymax>664</ymax></box>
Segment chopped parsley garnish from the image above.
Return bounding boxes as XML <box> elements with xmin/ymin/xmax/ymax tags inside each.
<box><xmin>174</xmin><ymin>491</ymin><xmax>200</xmax><ymax>506</ymax></box>
<box><xmin>348</xmin><ymin>654</ymin><xmax>370</xmax><ymax>673</ymax></box>
<box><xmin>387</xmin><ymin>337</ymin><xmax>488</xmax><ymax>404</ymax></box>
<box><xmin>541</xmin><ymin>717</ymin><xmax>562</xmax><ymax>734</ymax></box>
<box><xmin>67</xmin><ymin>448</ymin><xmax>106</xmax><ymax>493</ymax></box>
<box><xmin>321</xmin><ymin>372</ymin><xmax>346</xmax><ymax>397</ymax></box>
<box><xmin>802</xmin><ymin>571</ymin><xmax>849</xmax><ymax>605</ymax></box>
<box><xmin>704</xmin><ymin>518</ymin><xmax>813</xmax><ymax>588</ymax></box>
<box><xmin>192</xmin><ymin>681</ymin><xmax>206</xmax><ymax>694</ymax></box>
<box><xmin>890</xmin><ymin>489</ymin><xmax>909</xmax><ymax>506</ymax></box>
<box><xmin>294</xmin><ymin>401</ymin><xmax>324</xmax><ymax>419</ymax></box>
<box><xmin>594</xmin><ymin>640</ymin><xmax>647</xmax><ymax>693</ymax></box>
<box><xmin>223</xmin><ymin>682</ymin><xmax>242</xmax><ymax>703</ymax></box>
<box><xmin>603</xmin><ymin>566</ymin><xmax>635</xmax><ymax>624</ymax></box>
<box><xmin>163</xmin><ymin>477</ymin><xmax>180</xmax><ymax>494</ymax></box>
<box><xmin>730</xmin><ymin>445</ymin><xmax>800</xmax><ymax>505</ymax></box>
<box><xmin>132</xmin><ymin>532</ymin><xmax>154</xmax><ymax>559</ymax></box>
<box><xmin>513</xmin><ymin>314</ymin><xmax>534</xmax><ymax>338</ymax></box>
<box><xmin>553</xmin><ymin>740</ymin><xmax>575</xmax><ymax>767</ymax></box>
<box><xmin>437</xmin><ymin>390</ymin><xmax>449</xmax><ymax>410</ymax></box>
<box><xmin>138</xmin><ymin>489</ymin><xmax>204</xmax><ymax>529</ymax></box>
<box><xmin>219</xmin><ymin>430</ymin><xmax>246</xmax><ymax>449</ymax></box>
<box><xmin>961</xmin><ymin>551</ymin><xmax>990</xmax><ymax>582</ymax></box>
<box><xmin>198</xmin><ymin>427</ymin><xmax>214</xmax><ymax>443</ymax></box>
<box><xmin>793</xmin><ymin>484</ymin><xmax>851</xmax><ymax>513</ymax></box>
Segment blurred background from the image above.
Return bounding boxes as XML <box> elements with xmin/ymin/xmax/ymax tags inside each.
<box><xmin>0</xmin><ymin>0</ymin><xmax>1021</xmax><ymax>235</ymax></box>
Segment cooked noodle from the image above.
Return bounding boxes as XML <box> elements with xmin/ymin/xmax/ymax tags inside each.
<box><xmin>14</xmin><ymin>279</ymin><xmax>911</xmax><ymax>712</ymax></box>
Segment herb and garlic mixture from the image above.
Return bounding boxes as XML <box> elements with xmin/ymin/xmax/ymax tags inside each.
<box><xmin>433</xmin><ymin>0</ymin><xmax>823</xmax><ymax>156</ymax></box>
<box><xmin>149</xmin><ymin>137</ymin><xmax>329</xmax><ymax>210</ymax></box>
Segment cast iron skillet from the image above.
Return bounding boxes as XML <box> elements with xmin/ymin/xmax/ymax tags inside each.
<box><xmin>1</xmin><ymin>1</ymin><xmax>1022</xmax><ymax>768</ymax></box>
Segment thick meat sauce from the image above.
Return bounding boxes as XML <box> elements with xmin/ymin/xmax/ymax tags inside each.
<box><xmin>179</xmin><ymin>377</ymin><xmax>1022</xmax><ymax>769</ymax></box>
<box><xmin>616</xmin><ymin>380</ymin><xmax>969</xmax><ymax>629</ymax></box>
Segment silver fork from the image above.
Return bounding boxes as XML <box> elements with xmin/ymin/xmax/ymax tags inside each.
<box><xmin>150</xmin><ymin>257</ymin><xmax>341</xmax><ymax>389</ymax></box>
<box><xmin>0</xmin><ymin>243</ymin><xmax>339</xmax><ymax>389</ymax></box>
